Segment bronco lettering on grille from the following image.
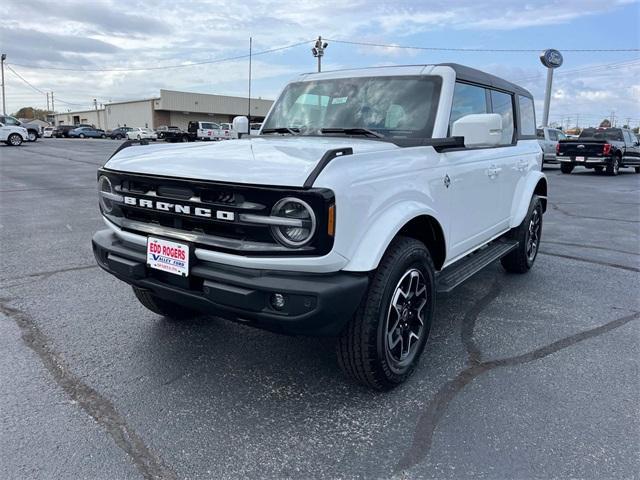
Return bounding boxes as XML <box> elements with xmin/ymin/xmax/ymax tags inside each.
<box><xmin>123</xmin><ymin>196</ymin><xmax>235</xmax><ymax>221</ymax></box>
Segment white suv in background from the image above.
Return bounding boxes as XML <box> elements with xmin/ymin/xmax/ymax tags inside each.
<box><xmin>0</xmin><ymin>122</ymin><xmax>28</xmax><ymax>146</ymax></box>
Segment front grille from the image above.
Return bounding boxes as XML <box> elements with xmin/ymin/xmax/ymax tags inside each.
<box><xmin>100</xmin><ymin>169</ymin><xmax>335</xmax><ymax>256</ymax></box>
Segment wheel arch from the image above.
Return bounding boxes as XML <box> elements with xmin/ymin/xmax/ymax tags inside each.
<box><xmin>510</xmin><ymin>171</ymin><xmax>547</xmax><ymax>228</ymax></box>
<box><xmin>342</xmin><ymin>205</ymin><xmax>447</xmax><ymax>273</ymax></box>
<box><xmin>396</xmin><ymin>215</ymin><xmax>446</xmax><ymax>271</ymax></box>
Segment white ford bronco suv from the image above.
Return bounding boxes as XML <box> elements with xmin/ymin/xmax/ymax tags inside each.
<box><xmin>92</xmin><ymin>64</ymin><xmax>546</xmax><ymax>390</ymax></box>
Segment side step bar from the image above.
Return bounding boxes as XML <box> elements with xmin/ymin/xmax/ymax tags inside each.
<box><xmin>436</xmin><ymin>240</ymin><xmax>518</xmax><ymax>293</ymax></box>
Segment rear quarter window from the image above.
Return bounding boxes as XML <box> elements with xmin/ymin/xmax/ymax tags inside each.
<box><xmin>518</xmin><ymin>96</ymin><xmax>536</xmax><ymax>137</ymax></box>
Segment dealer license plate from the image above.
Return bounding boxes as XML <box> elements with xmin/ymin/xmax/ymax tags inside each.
<box><xmin>575</xmin><ymin>156</ymin><xmax>585</xmax><ymax>161</ymax></box>
<box><xmin>147</xmin><ymin>237</ymin><xmax>190</xmax><ymax>277</ymax></box>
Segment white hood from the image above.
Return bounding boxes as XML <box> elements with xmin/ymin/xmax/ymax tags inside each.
<box><xmin>104</xmin><ymin>136</ymin><xmax>399</xmax><ymax>187</ymax></box>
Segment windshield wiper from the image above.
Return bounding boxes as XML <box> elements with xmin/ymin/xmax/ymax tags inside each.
<box><xmin>261</xmin><ymin>127</ymin><xmax>300</xmax><ymax>135</ymax></box>
<box><xmin>321</xmin><ymin>127</ymin><xmax>385</xmax><ymax>139</ymax></box>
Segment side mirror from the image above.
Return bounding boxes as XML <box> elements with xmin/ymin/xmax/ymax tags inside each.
<box><xmin>452</xmin><ymin>113</ymin><xmax>503</xmax><ymax>148</ymax></box>
<box><xmin>0</xmin><ymin>123</ymin><xmax>4</xmax><ymax>127</ymax></box>
<box><xmin>232</xmin><ymin>116</ymin><xmax>249</xmax><ymax>137</ymax></box>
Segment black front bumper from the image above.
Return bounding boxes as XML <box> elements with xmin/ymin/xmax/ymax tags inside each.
<box><xmin>92</xmin><ymin>229</ymin><xmax>369</xmax><ymax>336</ymax></box>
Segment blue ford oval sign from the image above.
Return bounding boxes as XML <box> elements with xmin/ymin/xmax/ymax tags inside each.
<box><xmin>540</xmin><ymin>49</ymin><xmax>563</xmax><ymax>69</ymax></box>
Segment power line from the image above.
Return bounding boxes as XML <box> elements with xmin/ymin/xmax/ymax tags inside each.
<box><xmin>6</xmin><ymin>40</ymin><xmax>313</xmax><ymax>73</ymax></box>
<box><xmin>324</xmin><ymin>38</ymin><xmax>640</xmax><ymax>53</ymax></box>
<box><xmin>6</xmin><ymin>65</ymin><xmax>90</xmax><ymax>107</ymax></box>
<box><xmin>512</xmin><ymin>58</ymin><xmax>640</xmax><ymax>82</ymax></box>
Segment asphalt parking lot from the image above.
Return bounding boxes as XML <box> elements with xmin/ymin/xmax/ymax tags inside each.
<box><xmin>1</xmin><ymin>138</ymin><xmax>639</xmax><ymax>480</ymax></box>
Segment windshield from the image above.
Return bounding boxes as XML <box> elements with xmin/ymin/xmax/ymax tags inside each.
<box><xmin>579</xmin><ymin>128</ymin><xmax>623</xmax><ymax>141</ymax></box>
<box><xmin>262</xmin><ymin>75</ymin><xmax>441</xmax><ymax>139</ymax></box>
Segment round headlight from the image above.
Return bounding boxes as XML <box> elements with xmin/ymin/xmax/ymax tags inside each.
<box><xmin>98</xmin><ymin>175</ymin><xmax>114</xmax><ymax>213</ymax></box>
<box><xmin>270</xmin><ymin>197</ymin><xmax>316</xmax><ymax>247</ymax></box>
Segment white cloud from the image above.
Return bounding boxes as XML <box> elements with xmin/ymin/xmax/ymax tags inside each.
<box><xmin>2</xmin><ymin>0</ymin><xmax>638</xmax><ymax>125</ymax></box>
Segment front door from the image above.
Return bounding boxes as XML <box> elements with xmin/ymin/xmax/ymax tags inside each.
<box><xmin>443</xmin><ymin>149</ymin><xmax>508</xmax><ymax>260</ymax></box>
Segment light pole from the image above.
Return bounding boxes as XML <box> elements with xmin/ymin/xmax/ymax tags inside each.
<box><xmin>539</xmin><ymin>49</ymin><xmax>563</xmax><ymax>127</ymax></box>
<box><xmin>311</xmin><ymin>36</ymin><xmax>328</xmax><ymax>73</ymax></box>
<box><xmin>1</xmin><ymin>54</ymin><xmax>6</xmax><ymax>115</ymax></box>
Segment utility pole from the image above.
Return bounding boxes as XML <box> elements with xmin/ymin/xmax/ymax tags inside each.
<box><xmin>46</xmin><ymin>92</ymin><xmax>50</xmax><ymax>111</ymax></box>
<box><xmin>311</xmin><ymin>36</ymin><xmax>328</xmax><ymax>73</ymax></box>
<box><xmin>94</xmin><ymin>98</ymin><xmax>101</xmax><ymax>129</ymax></box>
<box><xmin>248</xmin><ymin>36</ymin><xmax>252</xmax><ymax>128</ymax></box>
<box><xmin>51</xmin><ymin>91</ymin><xmax>54</xmax><ymax>112</ymax></box>
<box><xmin>610</xmin><ymin>111</ymin><xmax>616</xmax><ymax>127</ymax></box>
<box><xmin>1</xmin><ymin>53</ymin><xmax>6</xmax><ymax>115</ymax></box>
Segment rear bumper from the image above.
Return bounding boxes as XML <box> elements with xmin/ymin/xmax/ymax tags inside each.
<box><xmin>92</xmin><ymin>229</ymin><xmax>369</xmax><ymax>336</ymax></box>
<box><xmin>557</xmin><ymin>156</ymin><xmax>610</xmax><ymax>166</ymax></box>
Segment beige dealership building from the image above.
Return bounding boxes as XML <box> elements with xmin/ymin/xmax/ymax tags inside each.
<box><xmin>54</xmin><ymin>89</ymin><xmax>274</xmax><ymax>130</ymax></box>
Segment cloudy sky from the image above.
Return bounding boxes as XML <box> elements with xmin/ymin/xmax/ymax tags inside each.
<box><xmin>2</xmin><ymin>0</ymin><xmax>639</xmax><ymax>128</ymax></box>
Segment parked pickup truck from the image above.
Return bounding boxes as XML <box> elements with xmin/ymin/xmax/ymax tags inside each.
<box><xmin>537</xmin><ymin>127</ymin><xmax>567</xmax><ymax>164</ymax></box>
<box><xmin>187</xmin><ymin>121</ymin><xmax>222</xmax><ymax>141</ymax></box>
<box><xmin>92</xmin><ymin>63</ymin><xmax>546</xmax><ymax>390</ymax></box>
<box><xmin>556</xmin><ymin>127</ymin><xmax>640</xmax><ymax>175</ymax></box>
<box><xmin>157</xmin><ymin>126</ymin><xmax>189</xmax><ymax>143</ymax></box>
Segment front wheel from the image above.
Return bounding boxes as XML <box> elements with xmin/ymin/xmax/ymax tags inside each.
<box><xmin>79</xmin><ymin>134</ymin><xmax>85</xmax><ymax>139</ymax></box>
<box><xmin>132</xmin><ymin>286</ymin><xmax>199</xmax><ymax>320</ymax></box>
<box><xmin>560</xmin><ymin>163</ymin><xmax>574</xmax><ymax>174</ymax></box>
<box><xmin>100</xmin><ymin>134</ymin><xmax>106</xmax><ymax>139</ymax></box>
<box><xmin>594</xmin><ymin>166</ymin><xmax>604</xmax><ymax>174</ymax></box>
<box><xmin>6</xmin><ymin>133</ymin><xmax>23</xmax><ymax>146</ymax></box>
<box><xmin>501</xmin><ymin>195</ymin><xmax>543</xmax><ymax>274</ymax></box>
<box><xmin>27</xmin><ymin>131</ymin><xmax>38</xmax><ymax>142</ymax></box>
<box><xmin>337</xmin><ymin>237</ymin><xmax>435</xmax><ymax>390</ymax></box>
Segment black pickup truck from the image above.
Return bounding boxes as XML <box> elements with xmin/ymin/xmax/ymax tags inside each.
<box><xmin>556</xmin><ymin>127</ymin><xmax>640</xmax><ymax>175</ymax></box>
<box><xmin>157</xmin><ymin>126</ymin><xmax>190</xmax><ymax>143</ymax></box>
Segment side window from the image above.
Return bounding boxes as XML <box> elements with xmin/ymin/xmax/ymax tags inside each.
<box><xmin>517</xmin><ymin>95</ymin><xmax>536</xmax><ymax>136</ymax></box>
<box><xmin>536</xmin><ymin>129</ymin><xmax>544</xmax><ymax>139</ymax></box>
<box><xmin>449</xmin><ymin>82</ymin><xmax>488</xmax><ymax>133</ymax></box>
<box><xmin>490</xmin><ymin>90</ymin><xmax>514</xmax><ymax>145</ymax></box>
<box><xmin>557</xmin><ymin>132</ymin><xmax>567</xmax><ymax>140</ymax></box>
<box><xmin>548</xmin><ymin>130</ymin><xmax>558</xmax><ymax>141</ymax></box>
<box><xmin>623</xmin><ymin>131</ymin><xmax>633</xmax><ymax>144</ymax></box>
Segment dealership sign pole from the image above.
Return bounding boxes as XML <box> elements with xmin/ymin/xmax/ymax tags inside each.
<box><xmin>540</xmin><ymin>49</ymin><xmax>563</xmax><ymax>127</ymax></box>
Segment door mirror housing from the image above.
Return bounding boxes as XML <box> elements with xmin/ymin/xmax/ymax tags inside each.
<box><xmin>232</xmin><ymin>116</ymin><xmax>249</xmax><ymax>137</ymax></box>
<box><xmin>452</xmin><ymin>113</ymin><xmax>503</xmax><ymax>148</ymax></box>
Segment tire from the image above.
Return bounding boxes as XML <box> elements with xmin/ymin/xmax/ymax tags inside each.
<box><xmin>181</xmin><ymin>135</ymin><xmax>189</xmax><ymax>142</ymax></box>
<box><xmin>560</xmin><ymin>163</ymin><xmax>574</xmax><ymax>174</ymax></box>
<box><xmin>501</xmin><ymin>195</ymin><xmax>543</xmax><ymax>274</ymax></box>
<box><xmin>635</xmin><ymin>167</ymin><xmax>640</xmax><ymax>173</ymax></box>
<box><xmin>27</xmin><ymin>131</ymin><xmax>38</xmax><ymax>142</ymax></box>
<box><xmin>594</xmin><ymin>166</ymin><xmax>604</xmax><ymax>174</ymax></box>
<box><xmin>606</xmin><ymin>155</ymin><xmax>620</xmax><ymax>176</ymax></box>
<box><xmin>6</xmin><ymin>133</ymin><xmax>23</xmax><ymax>146</ymax></box>
<box><xmin>132</xmin><ymin>286</ymin><xmax>198</xmax><ymax>320</ymax></box>
<box><xmin>100</xmin><ymin>134</ymin><xmax>106</xmax><ymax>139</ymax></box>
<box><xmin>337</xmin><ymin>237</ymin><xmax>436</xmax><ymax>390</ymax></box>
<box><xmin>79</xmin><ymin>134</ymin><xmax>85</xmax><ymax>139</ymax></box>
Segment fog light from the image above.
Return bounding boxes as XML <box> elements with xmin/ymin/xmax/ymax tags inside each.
<box><xmin>270</xmin><ymin>293</ymin><xmax>286</xmax><ymax>310</ymax></box>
